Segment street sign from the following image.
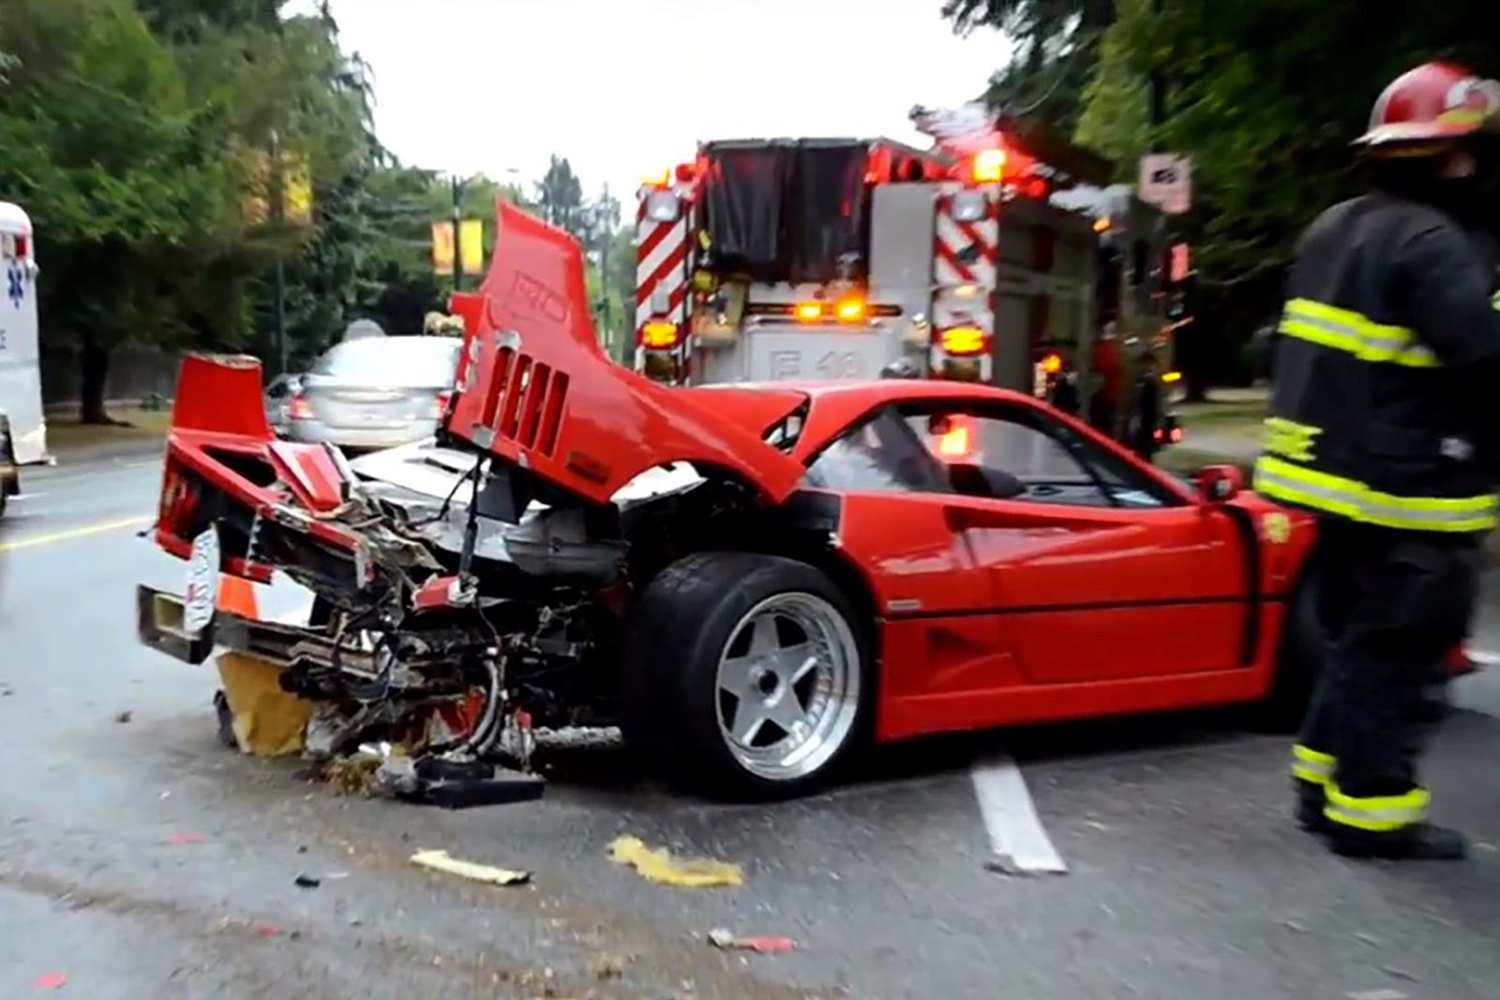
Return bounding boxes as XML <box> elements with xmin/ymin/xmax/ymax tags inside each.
<box><xmin>1138</xmin><ymin>154</ymin><xmax>1192</xmax><ymax>215</ymax></box>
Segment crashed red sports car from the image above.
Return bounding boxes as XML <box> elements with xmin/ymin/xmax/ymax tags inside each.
<box><xmin>139</xmin><ymin>201</ymin><xmax>1356</xmax><ymax>800</ymax></box>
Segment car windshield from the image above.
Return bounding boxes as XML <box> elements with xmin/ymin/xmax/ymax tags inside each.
<box><xmin>313</xmin><ymin>337</ymin><xmax>462</xmax><ymax>384</ymax></box>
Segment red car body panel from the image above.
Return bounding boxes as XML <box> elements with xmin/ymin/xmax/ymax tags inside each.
<box><xmin>442</xmin><ymin>201</ymin><xmax>806</xmax><ymax>507</ymax></box>
<box><xmin>145</xmin><ymin>203</ymin><xmax>1469</xmax><ymax>755</ymax></box>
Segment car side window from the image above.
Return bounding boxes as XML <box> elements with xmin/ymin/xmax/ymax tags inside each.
<box><xmin>802</xmin><ymin>407</ymin><xmax>953</xmax><ymax>494</ymax></box>
<box><xmin>897</xmin><ymin>403</ymin><xmax>1180</xmax><ymax>510</ymax></box>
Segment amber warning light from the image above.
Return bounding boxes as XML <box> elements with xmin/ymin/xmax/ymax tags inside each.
<box><xmin>940</xmin><ymin>326</ymin><xmax>988</xmax><ymax>357</ymax></box>
<box><xmin>971</xmin><ymin>148</ymin><xmax>1006</xmax><ymax>184</ymax></box>
<box><xmin>638</xmin><ymin>320</ymin><xmax>680</xmax><ymax>349</ymax></box>
<box><xmin>1041</xmin><ymin>352</ymin><xmax>1063</xmax><ymax>375</ymax></box>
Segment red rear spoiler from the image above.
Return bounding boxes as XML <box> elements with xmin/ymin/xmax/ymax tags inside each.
<box><xmin>444</xmin><ymin>201</ymin><xmax>805</xmax><ymax>508</ymax></box>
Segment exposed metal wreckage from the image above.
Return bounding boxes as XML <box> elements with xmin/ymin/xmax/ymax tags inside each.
<box><xmin>139</xmin><ymin>203</ymin><xmax>850</xmax><ymax>803</ymax></box>
<box><xmin>141</xmin><ymin>432</ymin><xmax>747</xmax><ymax>804</ymax></box>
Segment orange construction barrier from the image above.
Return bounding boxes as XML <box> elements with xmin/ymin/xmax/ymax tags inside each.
<box><xmin>216</xmin><ymin>576</ymin><xmax>260</xmax><ymax>620</ymax></box>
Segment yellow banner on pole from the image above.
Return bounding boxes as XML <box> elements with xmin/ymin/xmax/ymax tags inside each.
<box><xmin>282</xmin><ymin>154</ymin><xmax>313</xmax><ymax>226</ymax></box>
<box><xmin>432</xmin><ymin>220</ymin><xmax>455</xmax><ymax>276</ymax></box>
<box><xmin>459</xmin><ymin>219</ymin><xmax>484</xmax><ymax>276</ymax></box>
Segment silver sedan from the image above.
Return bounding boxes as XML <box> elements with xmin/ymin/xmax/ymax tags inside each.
<box><xmin>283</xmin><ymin>336</ymin><xmax>463</xmax><ymax>452</ymax></box>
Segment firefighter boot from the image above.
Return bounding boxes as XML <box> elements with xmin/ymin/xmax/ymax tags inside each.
<box><xmin>1295</xmin><ymin>781</ymin><xmax>1329</xmax><ymax>834</ymax></box>
<box><xmin>1329</xmin><ymin>823</ymin><xmax>1468</xmax><ymax>861</ymax></box>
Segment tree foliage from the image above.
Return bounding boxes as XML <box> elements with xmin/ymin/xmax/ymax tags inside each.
<box><xmin>943</xmin><ymin>0</ymin><xmax>1113</xmax><ymax>134</ymax></box>
<box><xmin>1</xmin><ymin>1</ymin><xmax>645</xmax><ymax>417</ymax></box>
<box><xmin>1065</xmin><ymin>0</ymin><xmax>1500</xmax><ymax>386</ymax></box>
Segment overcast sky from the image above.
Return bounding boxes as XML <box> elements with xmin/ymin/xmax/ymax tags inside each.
<box><xmin>288</xmin><ymin>0</ymin><xmax>1012</xmax><ymax>201</ymax></box>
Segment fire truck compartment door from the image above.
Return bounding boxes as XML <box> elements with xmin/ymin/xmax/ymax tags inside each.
<box><xmin>745</xmin><ymin>326</ymin><xmax>888</xmax><ymax>382</ymax></box>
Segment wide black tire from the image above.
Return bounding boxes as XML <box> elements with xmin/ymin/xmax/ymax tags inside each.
<box><xmin>1262</xmin><ymin>580</ymin><xmax>1323</xmax><ymax>732</ymax></box>
<box><xmin>618</xmin><ymin>551</ymin><xmax>872</xmax><ymax>801</ymax></box>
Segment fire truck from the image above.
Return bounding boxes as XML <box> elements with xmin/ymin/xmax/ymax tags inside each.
<box><xmin>629</xmin><ymin>108</ymin><xmax>1183</xmax><ymax>456</ymax></box>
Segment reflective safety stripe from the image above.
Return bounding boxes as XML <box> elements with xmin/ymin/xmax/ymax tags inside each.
<box><xmin>1324</xmin><ymin>784</ymin><xmax>1430</xmax><ymax>833</ymax></box>
<box><xmin>1278</xmin><ymin>298</ymin><xmax>1438</xmax><ymax>368</ymax></box>
<box><xmin>1492</xmin><ymin>288</ymin><xmax>1500</xmax><ymax>311</ymax></box>
<box><xmin>1254</xmin><ymin>455</ymin><xmax>1498</xmax><ymax>533</ymax></box>
<box><xmin>1291</xmin><ymin>744</ymin><xmax>1334</xmax><ymax>786</ymax></box>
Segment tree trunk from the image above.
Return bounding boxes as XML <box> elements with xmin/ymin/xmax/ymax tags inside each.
<box><xmin>79</xmin><ymin>340</ymin><xmax>112</xmax><ymax>425</ymax></box>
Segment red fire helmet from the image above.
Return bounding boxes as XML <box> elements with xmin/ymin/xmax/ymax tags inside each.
<box><xmin>1355</xmin><ymin>61</ymin><xmax>1500</xmax><ymax>150</ymax></box>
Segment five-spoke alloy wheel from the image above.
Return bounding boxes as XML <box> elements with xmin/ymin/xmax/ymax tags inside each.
<box><xmin>620</xmin><ymin>551</ymin><xmax>871</xmax><ymax>799</ymax></box>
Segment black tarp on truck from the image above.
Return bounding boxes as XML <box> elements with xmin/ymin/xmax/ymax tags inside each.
<box><xmin>698</xmin><ymin>140</ymin><xmax>870</xmax><ymax>285</ymax></box>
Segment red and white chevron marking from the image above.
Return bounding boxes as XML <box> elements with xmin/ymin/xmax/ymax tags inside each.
<box><xmin>635</xmin><ymin>194</ymin><xmax>690</xmax><ymax>330</ymax></box>
<box><xmin>931</xmin><ymin>185</ymin><xmax>999</xmax><ymax>331</ymax></box>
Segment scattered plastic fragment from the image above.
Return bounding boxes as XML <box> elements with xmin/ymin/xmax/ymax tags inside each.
<box><xmin>252</xmin><ymin>924</ymin><xmax>284</xmax><ymax>938</ymax></box>
<box><xmin>294</xmin><ymin>873</ymin><xmax>320</xmax><ymax>888</ymax></box>
<box><xmin>707</xmin><ymin>928</ymin><xmax>796</xmax><ymax>953</ymax></box>
<box><xmin>114</xmin><ymin>710</ymin><xmax>133</xmax><ymax>724</ymax></box>
<box><xmin>166</xmin><ymin>832</ymin><xmax>203</xmax><ymax>845</ymax></box>
<box><xmin>31</xmin><ymin>972</ymin><xmax>67</xmax><ymax>990</ymax></box>
<box><xmin>607</xmin><ymin>836</ymin><xmax>743</xmax><ymax>888</ymax></box>
<box><xmin>410</xmin><ymin>848</ymin><xmax>532</xmax><ymax>886</ymax></box>
<box><xmin>217</xmin><ymin>652</ymin><xmax>313</xmax><ymax>757</ymax></box>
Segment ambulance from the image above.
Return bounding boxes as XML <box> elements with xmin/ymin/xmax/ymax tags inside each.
<box><xmin>1</xmin><ymin>202</ymin><xmax>47</xmax><ymax>515</ymax></box>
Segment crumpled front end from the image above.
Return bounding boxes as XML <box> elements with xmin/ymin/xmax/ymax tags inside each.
<box><xmin>140</xmin><ymin>352</ymin><xmax>720</xmax><ymax>786</ymax></box>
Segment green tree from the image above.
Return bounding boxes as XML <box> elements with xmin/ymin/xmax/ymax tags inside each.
<box><xmin>0</xmin><ymin>0</ymin><xmax>237</xmax><ymax>420</ymax></box>
<box><xmin>943</xmin><ymin>0</ymin><xmax>1113</xmax><ymax>133</ymax></box>
<box><xmin>534</xmin><ymin>154</ymin><xmax>586</xmax><ymax>240</ymax></box>
<box><xmin>1075</xmin><ymin>0</ymin><xmax>1500</xmax><ymax>390</ymax></box>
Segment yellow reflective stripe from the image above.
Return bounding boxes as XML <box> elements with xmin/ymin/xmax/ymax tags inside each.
<box><xmin>1279</xmin><ymin>298</ymin><xmax>1438</xmax><ymax>368</ymax></box>
<box><xmin>1254</xmin><ymin>455</ymin><xmax>1497</xmax><ymax>533</ymax></box>
<box><xmin>1492</xmin><ymin>288</ymin><xmax>1499</xmax><ymax>311</ymax></box>
<box><xmin>1324</xmin><ymin>784</ymin><xmax>1430</xmax><ymax>833</ymax></box>
<box><xmin>1291</xmin><ymin>744</ymin><xmax>1335</xmax><ymax>785</ymax></box>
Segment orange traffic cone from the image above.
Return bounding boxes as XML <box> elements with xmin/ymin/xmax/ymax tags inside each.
<box><xmin>216</xmin><ymin>575</ymin><xmax>261</xmax><ymax>621</ymax></box>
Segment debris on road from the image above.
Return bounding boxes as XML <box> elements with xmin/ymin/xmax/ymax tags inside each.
<box><xmin>410</xmin><ymin>848</ymin><xmax>532</xmax><ymax>886</ymax></box>
<box><xmin>30</xmin><ymin>972</ymin><xmax>67</xmax><ymax>990</ymax></box>
<box><xmin>294</xmin><ymin>873</ymin><xmax>321</xmax><ymax>888</ymax></box>
<box><xmin>707</xmin><ymin>928</ymin><xmax>797</xmax><ymax>953</ymax></box>
<box><xmin>216</xmin><ymin>652</ymin><xmax>312</xmax><ymax>757</ymax></box>
<box><xmin>113</xmin><ymin>709</ymin><xmax>132</xmax><ymax>724</ymax></box>
<box><xmin>607</xmin><ymin>835</ymin><xmax>743</xmax><ymax>888</ymax></box>
<box><xmin>165</xmin><ymin>831</ymin><xmax>203</xmax><ymax>845</ymax></box>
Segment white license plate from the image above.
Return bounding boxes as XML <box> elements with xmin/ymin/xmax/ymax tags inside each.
<box><xmin>182</xmin><ymin>526</ymin><xmax>221</xmax><ymax>638</ymax></box>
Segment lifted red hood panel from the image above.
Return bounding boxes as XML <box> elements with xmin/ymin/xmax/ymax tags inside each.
<box><xmin>445</xmin><ymin>203</ymin><xmax>806</xmax><ymax>506</ymax></box>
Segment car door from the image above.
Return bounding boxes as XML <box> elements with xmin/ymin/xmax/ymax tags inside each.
<box><xmin>799</xmin><ymin>407</ymin><xmax>1013</xmax><ymax>734</ymax></box>
<box><xmin>902</xmin><ymin>399</ymin><xmax>1252</xmax><ymax>686</ymax></box>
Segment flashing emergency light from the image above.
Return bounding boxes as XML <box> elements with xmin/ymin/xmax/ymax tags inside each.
<box><xmin>835</xmin><ymin>298</ymin><xmax>866</xmax><ymax>322</ymax></box>
<box><xmin>1092</xmin><ymin>217</ymin><xmax>1111</xmax><ymax>234</ymax></box>
<box><xmin>939</xmin><ymin>326</ymin><xmax>987</xmax><ymax>357</ymax></box>
<box><xmin>1040</xmin><ymin>352</ymin><xmax>1063</xmax><ymax>375</ymax></box>
<box><xmin>972</xmin><ymin>148</ymin><xmax>1006</xmax><ymax>184</ymax></box>
<box><xmin>795</xmin><ymin>302</ymin><xmax>824</xmax><ymax>323</ymax></box>
<box><xmin>1161</xmin><ymin>370</ymin><xmax>1183</xmax><ymax>384</ymax></box>
<box><xmin>642</xmin><ymin>167</ymin><xmax>672</xmax><ymax>188</ymax></box>
<box><xmin>638</xmin><ymin>319</ymin><xmax>680</xmax><ymax>349</ymax></box>
<box><xmin>938</xmin><ymin>422</ymin><xmax>973</xmax><ymax>459</ymax></box>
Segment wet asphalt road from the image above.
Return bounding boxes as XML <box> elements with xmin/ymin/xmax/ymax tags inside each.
<box><xmin>5</xmin><ymin>453</ymin><xmax>1500</xmax><ymax>999</ymax></box>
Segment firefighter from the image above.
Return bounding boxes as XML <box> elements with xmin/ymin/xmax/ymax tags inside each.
<box><xmin>1258</xmin><ymin>61</ymin><xmax>1500</xmax><ymax>861</ymax></box>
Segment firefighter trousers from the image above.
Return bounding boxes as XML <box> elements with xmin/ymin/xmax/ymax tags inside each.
<box><xmin>1292</xmin><ymin>518</ymin><xmax>1482</xmax><ymax>838</ymax></box>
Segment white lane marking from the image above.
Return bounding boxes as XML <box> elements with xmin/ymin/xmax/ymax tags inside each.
<box><xmin>971</xmin><ymin>753</ymin><xmax>1068</xmax><ymax>876</ymax></box>
<box><xmin>11</xmin><ymin>492</ymin><xmax>48</xmax><ymax>500</ymax></box>
<box><xmin>1466</xmin><ymin>649</ymin><xmax>1500</xmax><ymax>667</ymax></box>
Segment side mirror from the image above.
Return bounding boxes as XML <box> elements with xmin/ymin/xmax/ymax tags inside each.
<box><xmin>1197</xmin><ymin>464</ymin><xmax>1243</xmax><ymax>504</ymax></box>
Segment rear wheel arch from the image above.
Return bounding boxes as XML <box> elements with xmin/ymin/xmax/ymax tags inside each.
<box><xmin>618</xmin><ymin>549</ymin><xmax>875</xmax><ymax>799</ymax></box>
